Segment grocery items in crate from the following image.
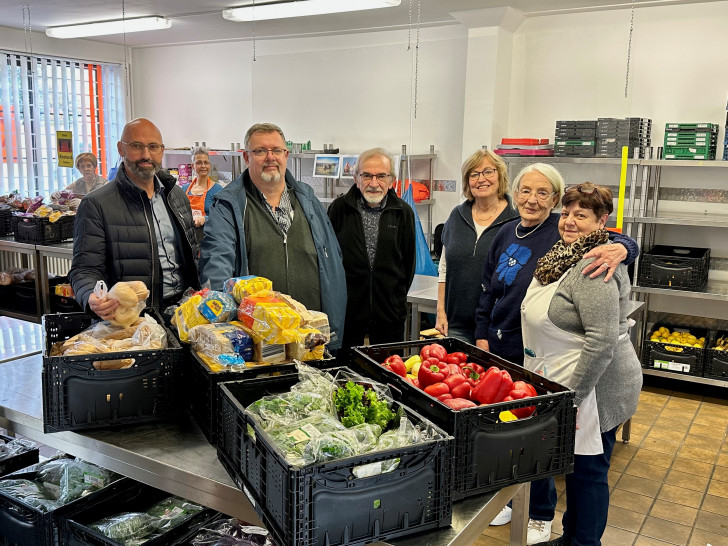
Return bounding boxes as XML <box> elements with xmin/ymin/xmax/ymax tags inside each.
<box><xmin>189</xmin><ymin>518</ymin><xmax>272</xmax><ymax>545</ymax></box>
<box><xmin>93</xmin><ymin>280</ymin><xmax>150</xmax><ymax>328</ymax></box>
<box><xmin>663</xmin><ymin>122</ymin><xmax>719</xmax><ymax>160</ymax></box>
<box><xmin>713</xmin><ymin>334</ymin><xmax>728</xmax><ymax>351</ymax></box>
<box><xmin>50</xmin><ymin>189</ymin><xmax>81</xmax><ymax>210</ymax></box>
<box><xmin>0</xmin><ymin>435</ymin><xmax>38</xmax><ymax>477</ymax></box>
<box><xmin>49</xmin><ymin>313</ymin><xmax>168</xmax><ymax>369</ymax></box>
<box><xmin>246</xmin><ymin>364</ymin><xmax>445</xmax><ymax>466</ymax></box>
<box><xmin>0</xmin><ymin>266</ymin><xmax>35</xmax><ymax>285</ymax></box>
<box><xmin>380</xmin><ymin>343</ymin><xmax>539</xmax><ymax>417</ymax></box>
<box><xmin>54</xmin><ymin>282</ymin><xmax>74</xmax><ymax>297</ymax></box>
<box><xmin>493</xmin><ymin>137</ymin><xmax>554</xmax><ymax>157</ymax></box>
<box><xmin>649</xmin><ymin>326</ymin><xmax>705</xmax><ymax>348</ymax></box>
<box><xmin>642</xmin><ymin>323</ymin><xmax>709</xmax><ymax>376</ymax></box>
<box><xmin>86</xmin><ymin>495</ymin><xmax>206</xmax><ymax>543</ymax></box>
<box><xmin>188</xmin><ymin>322</ymin><xmax>254</xmax><ymax>366</ymax></box>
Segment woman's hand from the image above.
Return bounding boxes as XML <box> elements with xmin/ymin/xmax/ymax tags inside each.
<box><xmin>582</xmin><ymin>244</ymin><xmax>627</xmax><ymax>282</ymax></box>
<box><xmin>89</xmin><ymin>293</ymin><xmax>119</xmax><ymax>321</ymax></box>
<box><xmin>476</xmin><ymin>339</ymin><xmax>490</xmax><ymax>352</ymax></box>
<box><xmin>435</xmin><ymin>311</ymin><xmax>448</xmax><ymax>336</ymax></box>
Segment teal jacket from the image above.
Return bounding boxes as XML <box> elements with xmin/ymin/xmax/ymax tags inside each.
<box><xmin>199</xmin><ymin>169</ymin><xmax>347</xmax><ymax>349</ymax></box>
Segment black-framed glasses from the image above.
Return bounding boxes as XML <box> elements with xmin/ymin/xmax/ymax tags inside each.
<box><xmin>246</xmin><ymin>148</ymin><xmax>287</xmax><ymax>158</ymax></box>
<box><xmin>121</xmin><ymin>141</ymin><xmax>164</xmax><ymax>153</ymax></box>
<box><xmin>358</xmin><ymin>172</ymin><xmax>391</xmax><ymax>183</ymax></box>
<box><xmin>469</xmin><ymin>168</ymin><xmax>498</xmax><ymax>180</ymax></box>
<box><xmin>565</xmin><ymin>184</ymin><xmax>605</xmax><ymax>205</ymax></box>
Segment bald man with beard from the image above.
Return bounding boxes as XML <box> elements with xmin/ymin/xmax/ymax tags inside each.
<box><xmin>69</xmin><ymin>118</ymin><xmax>200</xmax><ymax>318</ymax></box>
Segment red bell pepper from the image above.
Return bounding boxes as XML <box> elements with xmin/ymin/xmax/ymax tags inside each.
<box><xmin>450</xmin><ymin>351</ymin><xmax>468</xmax><ymax>364</ymax></box>
<box><xmin>450</xmin><ymin>381</ymin><xmax>471</xmax><ymax>400</ymax></box>
<box><xmin>443</xmin><ymin>374</ymin><xmax>467</xmax><ymax>390</ymax></box>
<box><xmin>429</xmin><ymin>343</ymin><xmax>448</xmax><ymax>361</ymax></box>
<box><xmin>471</xmin><ymin>366</ymin><xmax>503</xmax><ymax>404</ymax></box>
<box><xmin>462</xmin><ymin>361</ymin><xmax>484</xmax><ymax>375</ymax></box>
<box><xmin>424</xmin><ymin>382</ymin><xmax>450</xmax><ymax>397</ymax></box>
<box><xmin>383</xmin><ymin>355</ymin><xmax>407</xmax><ymax>377</ymax></box>
<box><xmin>420</xmin><ymin>344</ymin><xmax>433</xmax><ymax>360</ymax></box>
<box><xmin>437</xmin><ymin>393</ymin><xmax>453</xmax><ymax>401</ymax></box>
<box><xmin>504</xmin><ymin>389</ymin><xmax>536</xmax><ymax>418</ymax></box>
<box><xmin>447</xmin><ymin>363</ymin><xmax>463</xmax><ymax>377</ymax></box>
<box><xmin>445</xmin><ymin>354</ymin><xmax>461</xmax><ymax>365</ymax></box>
<box><xmin>443</xmin><ymin>398</ymin><xmax>477</xmax><ymax>410</ymax></box>
<box><xmin>513</xmin><ymin>380</ymin><xmax>537</xmax><ymax>397</ymax></box>
<box><xmin>493</xmin><ymin>370</ymin><xmax>514</xmax><ymax>403</ymax></box>
<box><xmin>418</xmin><ymin>358</ymin><xmax>448</xmax><ymax>388</ymax></box>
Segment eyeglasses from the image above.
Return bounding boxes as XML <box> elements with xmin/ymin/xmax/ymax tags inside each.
<box><xmin>246</xmin><ymin>148</ymin><xmax>287</xmax><ymax>158</ymax></box>
<box><xmin>194</xmin><ymin>160</ymin><xmax>211</xmax><ymax>166</ymax></box>
<box><xmin>121</xmin><ymin>141</ymin><xmax>164</xmax><ymax>153</ymax></box>
<box><xmin>517</xmin><ymin>188</ymin><xmax>555</xmax><ymax>201</ymax></box>
<box><xmin>565</xmin><ymin>184</ymin><xmax>605</xmax><ymax>205</ymax></box>
<box><xmin>469</xmin><ymin>168</ymin><xmax>497</xmax><ymax>180</ymax></box>
<box><xmin>358</xmin><ymin>172</ymin><xmax>392</xmax><ymax>183</ymax></box>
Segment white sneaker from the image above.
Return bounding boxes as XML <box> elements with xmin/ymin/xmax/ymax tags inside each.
<box><xmin>490</xmin><ymin>505</ymin><xmax>512</xmax><ymax>526</ymax></box>
<box><xmin>526</xmin><ymin>518</ymin><xmax>553</xmax><ymax>545</ymax></box>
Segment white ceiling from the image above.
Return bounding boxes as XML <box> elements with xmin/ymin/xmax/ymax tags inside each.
<box><xmin>0</xmin><ymin>0</ymin><xmax>720</xmax><ymax>48</ymax></box>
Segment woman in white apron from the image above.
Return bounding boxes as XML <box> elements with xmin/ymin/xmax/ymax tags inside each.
<box><xmin>522</xmin><ymin>183</ymin><xmax>642</xmax><ymax>546</ymax></box>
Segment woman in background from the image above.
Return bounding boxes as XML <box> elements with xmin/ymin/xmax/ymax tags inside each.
<box><xmin>182</xmin><ymin>146</ymin><xmax>222</xmax><ymax>244</ymax></box>
<box><xmin>65</xmin><ymin>153</ymin><xmax>107</xmax><ymax>195</ymax></box>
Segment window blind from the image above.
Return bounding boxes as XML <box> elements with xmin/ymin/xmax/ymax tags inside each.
<box><xmin>0</xmin><ymin>52</ymin><xmax>125</xmax><ymax>198</ymax></box>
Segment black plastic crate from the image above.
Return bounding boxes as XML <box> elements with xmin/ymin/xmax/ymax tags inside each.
<box><xmin>641</xmin><ymin>323</ymin><xmax>708</xmax><ymax>376</ymax></box>
<box><xmin>0</xmin><ymin>435</ymin><xmax>38</xmax><ymax>477</ymax></box>
<box><xmin>184</xmin><ymin>349</ymin><xmax>336</xmax><ymax>445</ymax></box>
<box><xmin>62</xmin><ymin>480</ymin><xmax>219</xmax><ymax>546</ymax></box>
<box><xmin>217</xmin><ymin>368</ymin><xmax>453</xmax><ymax>546</ymax></box>
<box><xmin>14</xmin><ymin>215</ymin><xmax>62</xmax><ymax>244</ymax></box>
<box><xmin>349</xmin><ymin>338</ymin><xmax>576</xmax><ymax>501</ymax></box>
<box><xmin>0</xmin><ymin>208</ymin><xmax>11</xmax><ymax>236</ymax></box>
<box><xmin>703</xmin><ymin>330</ymin><xmax>728</xmax><ymax>381</ymax></box>
<box><xmin>59</xmin><ymin>215</ymin><xmax>75</xmax><ymax>241</ymax></box>
<box><xmin>638</xmin><ymin>245</ymin><xmax>710</xmax><ymax>291</ymax></box>
<box><xmin>0</xmin><ymin>468</ymin><xmax>128</xmax><ymax>546</ymax></box>
<box><xmin>42</xmin><ymin>310</ymin><xmax>185</xmax><ymax>433</ymax></box>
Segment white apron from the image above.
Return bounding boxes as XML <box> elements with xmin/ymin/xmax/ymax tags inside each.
<box><xmin>521</xmin><ymin>271</ymin><xmax>603</xmax><ymax>455</ymax></box>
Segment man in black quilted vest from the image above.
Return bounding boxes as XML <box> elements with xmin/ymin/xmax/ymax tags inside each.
<box><xmin>69</xmin><ymin>118</ymin><xmax>200</xmax><ymax>319</ymax></box>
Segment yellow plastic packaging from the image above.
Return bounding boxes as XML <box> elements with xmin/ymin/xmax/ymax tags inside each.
<box><xmin>251</xmin><ymin>302</ymin><xmax>301</xmax><ymax>344</ymax></box>
<box><xmin>172</xmin><ymin>294</ymin><xmax>210</xmax><ymax>342</ymax></box>
<box><xmin>285</xmin><ymin>327</ymin><xmax>326</xmax><ymax>361</ymax></box>
<box><xmin>229</xmin><ymin>276</ymin><xmax>273</xmax><ymax>303</ymax></box>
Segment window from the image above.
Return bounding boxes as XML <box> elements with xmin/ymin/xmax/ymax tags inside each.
<box><xmin>0</xmin><ymin>51</ymin><xmax>126</xmax><ymax>197</ymax></box>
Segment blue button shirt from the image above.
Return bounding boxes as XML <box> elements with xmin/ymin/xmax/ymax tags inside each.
<box><xmin>151</xmin><ymin>178</ymin><xmax>184</xmax><ymax>299</ymax></box>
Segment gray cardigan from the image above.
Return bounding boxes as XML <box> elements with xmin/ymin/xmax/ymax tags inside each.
<box><xmin>548</xmin><ymin>257</ymin><xmax>643</xmax><ymax>433</ymax></box>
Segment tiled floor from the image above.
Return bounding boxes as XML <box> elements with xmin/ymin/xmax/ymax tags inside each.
<box><xmin>477</xmin><ymin>385</ymin><xmax>728</xmax><ymax>545</ymax></box>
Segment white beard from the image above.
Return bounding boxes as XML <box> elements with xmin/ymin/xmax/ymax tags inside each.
<box><xmin>363</xmin><ymin>190</ymin><xmax>385</xmax><ymax>206</ymax></box>
<box><xmin>261</xmin><ymin>170</ymin><xmax>281</xmax><ymax>183</ymax></box>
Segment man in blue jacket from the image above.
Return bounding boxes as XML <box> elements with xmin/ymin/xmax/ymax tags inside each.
<box><xmin>199</xmin><ymin>123</ymin><xmax>346</xmax><ymax>350</ymax></box>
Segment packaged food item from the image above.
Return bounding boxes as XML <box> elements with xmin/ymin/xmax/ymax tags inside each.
<box><xmin>103</xmin><ymin>280</ymin><xmax>150</xmax><ymax>328</ymax></box>
<box><xmin>286</xmin><ymin>327</ymin><xmax>327</xmax><ymax>361</ymax></box>
<box><xmin>237</xmin><ymin>293</ymin><xmax>283</xmax><ymax>329</ymax></box>
<box><xmin>224</xmin><ymin>275</ymin><xmax>273</xmax><ymax>303</ymax></box>
<box><xmin>251</xmin><ymin>302</ymin><xmax>301</xmax><ymax>344</ymax></box>
<box><xmin>172</xmin><ymin>294</ymin><xmax>210</xmax><ymax>342</ymax></box>
<box><xmin>196</xmin><ymin>291</ymin><xmax>237</xmax><ymax>323</ymax></box>
<box><xmin>188</xmin><ymin>322</ymin><xmax>253</xmax><ymax>360</ymax></box>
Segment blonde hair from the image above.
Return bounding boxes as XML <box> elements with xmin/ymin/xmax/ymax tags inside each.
<box><xmin>460</xmin><ymin>150</ymin><xmax>508</xmax><ymax>201</ymax></box>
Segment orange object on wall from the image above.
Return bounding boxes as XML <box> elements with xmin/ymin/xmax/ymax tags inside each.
<box><xmin>396</xmin><ymin>179</ymin><xmax>431</xmax><ymax>202</ymax></box>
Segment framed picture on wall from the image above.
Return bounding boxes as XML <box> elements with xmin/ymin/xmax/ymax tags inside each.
<box><xmin>313</xmin><ymin>155</ymin><xmax>341</xmax><ymax>178</ymax></box>
<box><xmin>340</xmin><ymin>155</ymin><xmax>357</xmax><ymax>179</ymax></box>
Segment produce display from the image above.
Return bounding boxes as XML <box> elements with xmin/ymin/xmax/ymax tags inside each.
<box><xmin>88</xmin><ymin>495</ymin><xmax>206</xmax><ymax>545</ymax></box>
<box><xmin>190</xmin><ymin>518</ymin><xmax>272</xmax><ymax>545</ymax></box>
<box><xmin>0</xmin><ymin>192</ymin><xmax>78</xmax><ymax>219</ymax></box>
<box><xmin>0</xmin><ymin>456</ymin><xmax>117</xmax><ymax>512</ymax></box>
<box><xmin>379</xmin><ymin>343</ymin><xmax>539</xmax><ymax>417</ymax></box>
<box><xmin>0</xmin><ymin>437</ymin><xmax>36</xmax><ymax>461</ymax></box>
<box><xmin>246</xmin><ymin>364</ymin><xmax>445</xmax><ymax>467</ymax></box>
<box><xmin>0</xmin><ymin>266</ymin><xmax>35</xmax><ymax>285</ymax></box>
<box><xmin>649</xmin><ymin>326</ymin><xmax>705</xmax><ymax>348</ymax></box>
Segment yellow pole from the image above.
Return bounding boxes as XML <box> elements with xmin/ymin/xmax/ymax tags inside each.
<box><xmin>615</xmin><ymin>146</ymin><xmax>629</xmax><ymax>233</ymax></box>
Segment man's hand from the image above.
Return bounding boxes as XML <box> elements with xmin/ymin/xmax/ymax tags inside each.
<box><xmin>476</xmin><ymin>339</ymin><xmax>490</xmax><ymax>352</ymax></box>
<box><xmin>435</xmin><ymin>311</ymin><xmax>448</xmax><ymax>336</ymax></box>
<box><xmin>582</xmin><ymin>244</ymin><xmax>628</xmax><ymax>282</ymax></box>
<box><xmin>89</xmin><ymin>293</ymin><xmax>119</xmax><ymax>321</ymax></box>
<box><xmin>193</xmin><ymin>216</ymin><xmax>206</xmax><ymax>227</ymax></box>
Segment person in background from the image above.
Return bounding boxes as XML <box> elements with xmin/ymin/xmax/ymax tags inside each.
<box><xmin>435</xmin><ymin>149</ymin><xmax>517</xmax><ymax>343</ymax></box>
<box><xmin>65</xmin><ymin>152</ymin><xmax>108</xmax><ymax>195</ymax></box>
<box><xmin>182</xmin><ymin>146</ymin><xmax>222</xmax><ymax>244</ymax></box>
<box><xmin>523</xmin><ymin>183</ymin><xmax>642</xmax><ymax>546</ymax></box>
<box><xmin>199</xmin><ymin>122</ymin><xmax>346</xmax><ymax>350</ymax></box>
<box><xmin>474</xmin><ymin>163</ymin><xmax>638</xmax><ymax>544</ymax></box>
<box><xmin>69</xmin><ymin>118</ymin><xmax>199</xmax><ymax>318</ymax></box>
<box><xmin>328</xmin><ymin>147</ymin><xmax>416</xmax><ymax>349</ymax></box>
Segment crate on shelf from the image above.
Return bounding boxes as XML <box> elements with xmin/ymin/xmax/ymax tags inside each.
<box><xmin>61</xmin><ymin>480</ymin><xmax>219</xmax><ymax>546</ymax></box>
<box><xmin>703</xmin><ymin>330</ymin><xmax>728</xmax><ymax>380</ymax></box>
<box><xmin>0</xmin><ymin>434</ymin><xmax>39</xmax><ymax>477</ymax></box>
<box><xmin>184</xmin><ymin>348</ymin><xmax>335</xmax><ymax>445</ymax></box>
<box><xmin>641</xmin><ymin>323</ymin><xmax>708</xmax><ymax>376</ymax></box>
<box><xmin>41</xmin><ymin>310</ymin><xmax>184</xmax><ymax>433</ymax></box>
<box><xmin>349</xmin><ymin>338</ymin><xmax>576</xmax><ymax>500</ymax></box>
<box><xmin>14</xmin><ymin>215</ymin><xmax>62</xmax><ymax>244</ymax></box>
<box><xmin>0</xmin><ymin>467</ymin><xmax>128</xmax><ymax>546</ymax></box>
<box><xmin>217</xmin><ymin>368</ymin><xmax>453</xmax><ymax>546</ymax></box>
<box><xmin>638</xmin><ymin>245</ymin><xmax>710</xmax><ymax>291</ymax></box>
<box><xmin>0</xmin><ymin>207</ymin><xmax>12</xmax><ymax>236</ymax></box>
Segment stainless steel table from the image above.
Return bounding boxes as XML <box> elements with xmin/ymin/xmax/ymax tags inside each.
<box><xmin>0</xmin><ymin>352</ymin><xmax>531</xmax><ymax>545</ymax></box>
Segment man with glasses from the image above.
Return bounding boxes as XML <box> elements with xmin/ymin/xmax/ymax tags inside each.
<box><xmin>200</xmin><ymin>122</ymin><xmax>346</xmax><ymax>350</ymax></box>
<box><xmin>69</xmin><ymin>118</ymin><xmax>199</xmax><ymax>319</ymax></box>
<box><xmin>327</xmin><ymin>148</ymin><xmax>416</xmax><ymax>349</ymax></box>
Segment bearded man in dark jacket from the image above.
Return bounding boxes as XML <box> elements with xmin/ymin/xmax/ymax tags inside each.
<box><xmin>327</xmin><ymin>148</ymin><xmax>416</xmax><ymax>349</ymax></box>
<box><xmin>69</xmin><ymin>118</ymin><xmax>199</xmax><ymax>319</ymax></box>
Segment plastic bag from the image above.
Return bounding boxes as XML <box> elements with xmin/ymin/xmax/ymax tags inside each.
<box><xmin>146</xmin><ymin>495</ymin><xmax>205</xmax><ymax>530</ymax></box>
<box><xmin>285</xmin><ymin>327</ymin><xmax>327</xmax><ymax>361</ymax></box>
<box><xmin>191</xmin><ymin>518</ymin><xmax>271</xmax><ymax>546</ymax></box>
<box><xmin>89</xmin><ymin>512</ymin><xmax>162</xmax><ymax>543</ymax></box>
<box><xmin>172</xmin><ymin>294</ymin><xmax>210</xmax><ymax>342</ymax></box>
<box><xmin>223</xmin><ymin>276</ymin><xmax>273</xmax><ymax>303</ymax></box>
<box><xmin>402</xmin><ymin>182</ymin><xmax>438</xmax><ymax>276</ymax></box>
<box><xmin>188</xmin><ymin>323</ymin><xmax>253</xmax><ymax>360</ymax></box>
<box><xmin>197</xmin><ymin>291</ymin><xmax>238</xmax><ymax>323</ymax></box>
<box><xmin>107</xmin><ymin>281</ymin><xmax>149</xmax><ymax>328</ymax></box>
<box><xmin>0</xmin><ymin>437</ymin><xmax>36</xmax><ymax>461</ymax></box>
<box><xmin>236</xmin><ymin>293</ymin><xmax>282</xmax><ymax>329</ymax></box>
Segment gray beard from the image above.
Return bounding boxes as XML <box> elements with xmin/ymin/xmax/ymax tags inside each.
<box><xmin>125</xmin><ymin>158</ymin><xmax>160</xmax><ymax>181</ymax></box>
<box><xmin>363</xmin><ymin>190</ymin><xmax>385</xmax><ymax>206</ymax></box>
<box><xmin>261</xmin><ymin>170</ymin><xmax>281</xmax><ymax>184</ymax></box>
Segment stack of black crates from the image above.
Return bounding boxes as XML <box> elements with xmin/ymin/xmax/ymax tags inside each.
<box><xmin>554</xmin><ymin>120</ymin><xmax>596</xmax><ymax>157</ymax></box>
<box><xmin>663</xmin><ymin>122</ymin><xmax>719</xmax><ymax>160</ymax></box>
<box><xmin>596</xmin><ymin>117</ymin><xmax>651</xmax><ymax>158</ymax></box>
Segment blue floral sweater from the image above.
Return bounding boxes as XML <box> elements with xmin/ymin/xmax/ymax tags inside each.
<box><xmin>473</xmin><ymin>213</ymin><xmax>638</xmax><ymax>365</ymax></box>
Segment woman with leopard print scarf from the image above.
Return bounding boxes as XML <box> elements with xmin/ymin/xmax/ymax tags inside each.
<box><xmin>521</xmin><ymin>183</ymin><xmax>642</xmax><ymax>546</ymax></box>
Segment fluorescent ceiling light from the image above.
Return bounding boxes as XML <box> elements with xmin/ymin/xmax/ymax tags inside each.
<box><xmin>46</xmin><ymin>16</ymin><xmax>171</xmax><ymax>39</ymax></box>
<box><xmin>223</xmin><ymin>0</ymin><xmax>401</xmax><ymax>22</ymax></box>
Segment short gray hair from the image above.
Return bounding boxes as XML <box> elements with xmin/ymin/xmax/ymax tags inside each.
<box><xmin>244</xmin><ymin>123</ymin><xmax>286</xmax><ymax>150</ymax></box>
<box><xmin>191</xmin><ymin>146</ymin><xmax>210</xmax><ymax>162</ymax></box>
<box><xmin>355</xmin><ymin>148</ymin><xmax>396</xmax><ymax>178</ymax></box>
<box><xmin>511</xmin><ymin>163</ymin><xmax>565</xmax><ymax>209</ymax></box>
